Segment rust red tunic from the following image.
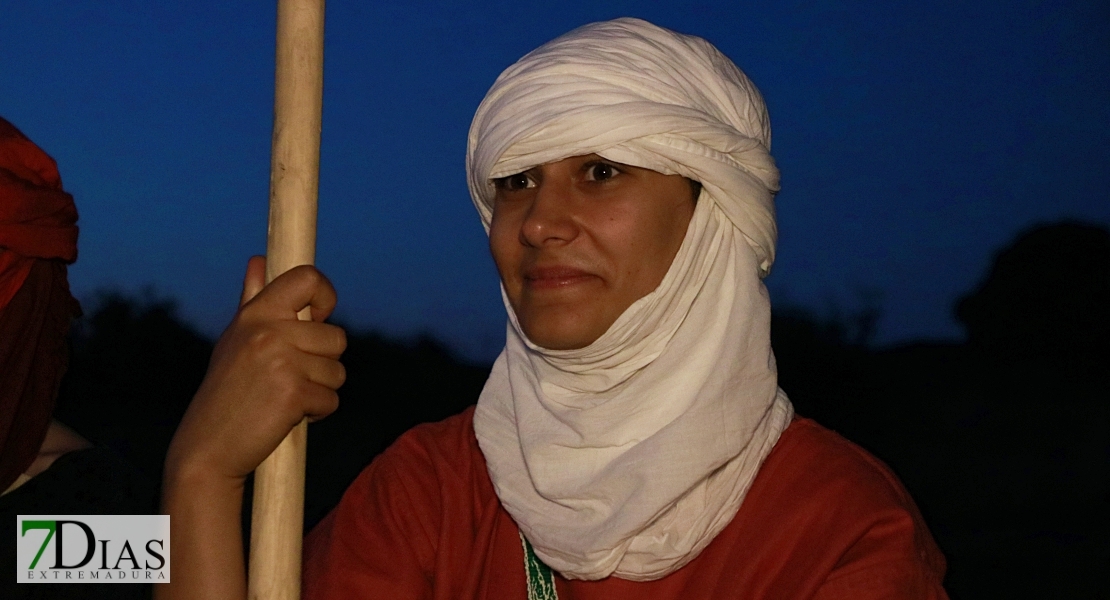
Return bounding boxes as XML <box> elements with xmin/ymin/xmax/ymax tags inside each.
<box><xmin>304</xmin><ymin>406</ymin><xmax>947</xmax><ymax>599</ymax></box>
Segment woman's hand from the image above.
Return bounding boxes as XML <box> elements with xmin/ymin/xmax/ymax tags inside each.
<box><xmin>166</xmin><ymin>256</ymin><xmax>347</xmax><ymax>485</ymax></box>
<box><xmin>158</xmin><ymin>257</ymin><xmax>346</xmax><ymax>600</ymax></box>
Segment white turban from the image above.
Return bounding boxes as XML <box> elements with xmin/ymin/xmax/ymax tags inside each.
<box><xmin>467</xmin><ymin>17</ymin><xmax>781</xmax><ymax>275</ymax></box>
<box><xmin>469</xmin><ymin>18</ymin><xmax>793</xmax><ymax>581</ymax></box>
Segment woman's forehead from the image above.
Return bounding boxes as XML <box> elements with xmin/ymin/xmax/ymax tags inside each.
<box><xmin>498</xmin><ymin>154</ymin><xmax>638</xmax><ymax>174</ymax></box>
<box><xmin>495</xmin><ymin>153</ymin><xmax>669</xmax><ymax>178</ymax></box>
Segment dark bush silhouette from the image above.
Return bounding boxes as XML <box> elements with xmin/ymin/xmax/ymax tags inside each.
<box><xmin>54</xmin><ymin>292</ymin><xmax>212</xmax><ymax>493</ymax></box>
<box><xmin>54</xmin><ymin>294</ymin><xmax>489</xmax><ymax>528</ymax></box>
<box><xmin>302</xmin><ymin>331</ymin><xmax>489</xmax><ymax>528</ymax></box>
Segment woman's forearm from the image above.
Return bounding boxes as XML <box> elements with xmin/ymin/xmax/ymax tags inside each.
<box><xmin>155</xmin><ymin>261</ymin><xmax>345</xmax><ymax>599</ymax></box>
<box><xmin>156</xmin><ymin>463</ymin><xmax>247</xmax><ymax>600</ymax></box>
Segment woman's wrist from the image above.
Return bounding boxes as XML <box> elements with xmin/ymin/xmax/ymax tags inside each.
<box><xmin>163</xmin><ymin>448</ymin><xmax>246</xmax><ymax>503</ymax></box>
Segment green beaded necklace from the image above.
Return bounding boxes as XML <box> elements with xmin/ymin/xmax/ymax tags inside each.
<box><xmin>520</xmin><ymin>531</ymin><xmax>559</xmax><ymax>600</ymax></box>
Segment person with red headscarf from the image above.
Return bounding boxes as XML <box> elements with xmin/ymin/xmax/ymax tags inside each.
<box><xmin>0</xmin><ymin>117</ymin><xmax>152</xmax><ymax>599</ymax></box>
<box><xmin>0</xmin><ymin>116</ymin><xmax>83</xmax><ymax>497</ymax></box>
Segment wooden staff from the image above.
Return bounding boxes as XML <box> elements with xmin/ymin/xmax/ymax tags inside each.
<box><xmin>248</xmin><ymin>0</ymin><xmax>324</xmax><ymax>598</ymax></box>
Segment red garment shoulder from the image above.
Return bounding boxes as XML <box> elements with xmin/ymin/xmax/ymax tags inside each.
<box><xmin>699</xmin><ymin>416</ymin><xmax>948</xmax><ymax>599</ymax></box>
<box><xmin>303</xmin><ymin>406</ymin><xmax>499</xmax><ymax>600</ymax></box>
<box><xmin>304</xmin><ymin>409</ymin><xmax>948</xmax><ymax>600</ymax></box>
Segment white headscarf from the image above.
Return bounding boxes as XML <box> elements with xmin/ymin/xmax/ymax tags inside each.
<box><xmin>468</xmin><ymin>18</ymin><xmax>794</xmax><ymax>581</ymax></box>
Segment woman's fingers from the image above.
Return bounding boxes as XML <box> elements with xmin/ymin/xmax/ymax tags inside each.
<box><xmin>244</xmin><ymin>264</ymin><xmax>338</xmax><ymax>323</ymax></box>
<box><xmin>264</xmin><ymin>320</ymin><xmax>347</xmax><ymax>358</ymax></box>
<box><xmin>297</xmin><ymin>352</ymin><xmax>347</xmax><ymax>393</ymax></box>
<box><xmin>297</xmin><ymin>380</ymin><xmax>342</xmax><ymax>422</ymax></box>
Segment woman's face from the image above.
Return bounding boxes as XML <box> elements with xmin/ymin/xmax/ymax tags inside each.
<box><xmin>489</xmin><ymin>154</ymin><xmax>697</xmax><ymax>350</ymax></box>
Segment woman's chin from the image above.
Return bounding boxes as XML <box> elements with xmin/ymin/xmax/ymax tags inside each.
<box><xmin>519</xmin><ymin>315</ymin><xmax>607</xmax><ymax>351</ymax></box>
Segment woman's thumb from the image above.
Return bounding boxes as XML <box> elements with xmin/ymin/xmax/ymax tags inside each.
<box><xmin>240</xmin><ymin>256</ymin><xmax>267</xmax><ymax>307</ymax></box>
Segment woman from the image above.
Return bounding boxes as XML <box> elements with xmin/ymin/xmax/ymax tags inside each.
<box><xmin>162</xmin><ymin>18</ymin><xmax>947</xmax><ymax>599</ymax></box>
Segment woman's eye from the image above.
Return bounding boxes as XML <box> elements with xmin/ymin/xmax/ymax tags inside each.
<box><xmin>494</xmin><ymin>172</ymin><xmax>534</xmax><ymax>191</ymax></box>
<box><xmin>584</xmin><ymin>162</ymin><xmax>620</xmax><ymax>182</ymax></box>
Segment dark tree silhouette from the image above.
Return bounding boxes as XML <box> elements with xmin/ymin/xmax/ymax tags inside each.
<box><xmin>957</xmin><ymin>221</ymin><xmax>1110</xmax><ymax>360</ymax></box>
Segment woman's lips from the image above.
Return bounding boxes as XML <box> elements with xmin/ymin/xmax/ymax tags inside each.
<box><xmin>523</xmin><ymin>266</ymin><xmax>596</xmax><ymax>290</ymax></box>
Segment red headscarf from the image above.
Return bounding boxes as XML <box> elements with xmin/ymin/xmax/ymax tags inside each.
<box><xmin>0</xmin><ymin>117</ymin><xmax>81</xmax><ymax>493</ymax></box>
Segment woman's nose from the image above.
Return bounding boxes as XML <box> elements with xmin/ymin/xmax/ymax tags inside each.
<box><xmin>520</xmin><ymin>179</ymin><xmax>578</xmax><ymax>248</ymax></box>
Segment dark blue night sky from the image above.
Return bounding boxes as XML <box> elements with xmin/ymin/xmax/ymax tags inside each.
<box><xmin>3</xmin><ymin>0</ymin><xmax>1107</xmax><ymax>361</ymax></box>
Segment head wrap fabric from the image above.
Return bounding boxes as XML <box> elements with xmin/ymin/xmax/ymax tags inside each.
<box><xmin>0</xmin><ymin>117</ymin><xmax>81</xmax><ymax>494</ymax></box>
<box><xmin>468</xmin><ymin>17</ymin><xmax>780</xmax><ymax>276</ymax></box>
<box><xmin>0</xmin><ymin>118</ymin><xmax>78</xmax><ymax>309</ymax></box>
<box><xmin>468</xmin><ymin>18</ymin><xmax>793</xmax><ymax>581</ymax></box>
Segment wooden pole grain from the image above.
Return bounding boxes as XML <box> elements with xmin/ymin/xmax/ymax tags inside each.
<box><xmin>249</xmin><ymin>1</ymin><xmax>324</xmax><ymax>598</ymax></box>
